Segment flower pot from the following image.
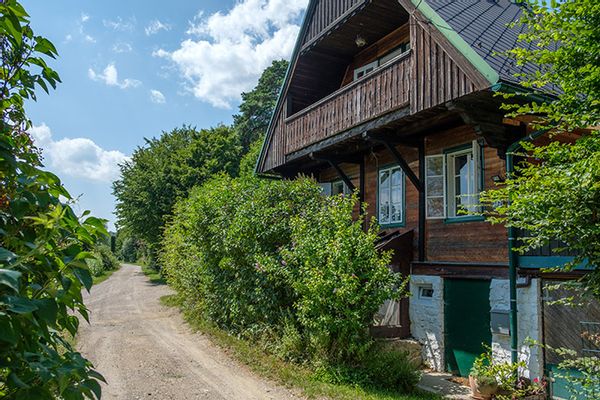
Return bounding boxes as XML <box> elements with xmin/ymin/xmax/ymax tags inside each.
<box><xmin>469</xmin><ymin>375</ymin><xmax>499</xmax><ymax>400</ymax></box>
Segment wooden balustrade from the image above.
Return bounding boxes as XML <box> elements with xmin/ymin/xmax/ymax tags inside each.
<box><xmin>284</xmin><ymin>54</ymin><xmax>411</xmax><ymax>155</ymax></box>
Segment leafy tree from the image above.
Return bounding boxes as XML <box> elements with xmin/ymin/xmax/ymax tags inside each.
<box><xmin>483</xmin><ymin>0</ymin><xmax>600</xmax><ymax>297</ymax></box>
<box><xmin>482</xmin><ymin>2</ymin><xmax>600</xmax><ymax>397</ymax></box>
<box><xmin>1</xmin><ymin>1</ymin><xmax>106</xmax><ymax>398</ymax></box>
<box><xmin>233</xmin><ymin>60</ymin><xmax>288</xmax><ymax>152</ymax></box>
<box><xmin>112</xmin><ymin>125</ymin><xmax>240</xmax><ymax>263</ymax></box>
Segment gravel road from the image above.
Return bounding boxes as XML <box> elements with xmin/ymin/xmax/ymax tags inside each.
<box><xmin>78</xmin><ymin>264</ymin><xmax>300</xmax><ymax>400</ymax></box>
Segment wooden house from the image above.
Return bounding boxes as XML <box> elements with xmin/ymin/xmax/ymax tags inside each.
<box><xmin>256</xmin><ymin>0</ymin><xmax>600</xmax><ymax>396</ymax></box>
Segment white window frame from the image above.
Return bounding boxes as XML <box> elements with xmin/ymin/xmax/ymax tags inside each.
<box><xmin>378</xmin><ymin>165</ymin><xmax>405</xmax><ymax>226</ymax></box>
<box><xmin>425</xmin><ymin>140</ymin><xmax>483</xmax><ymax>220</ymax></box>
<box><xmin>425</xmin><ymin>155</ymin><xmax>446</xmax><ymax>219</ymax></box>
<box><xmin>353</xmin><ymin>60</ymin><xmax>378</xmax><ymax>81</ymax></box>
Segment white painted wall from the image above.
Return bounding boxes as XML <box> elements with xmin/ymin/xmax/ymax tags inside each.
<box><xmin>489</xmin><ymin>278</ymin><xmax>544</xmax><ymax>378</ymax></box>
<box><xmin>409</xmin><ymin>275</ymin><xmax>445</xmax><ymax>371</ymax></box>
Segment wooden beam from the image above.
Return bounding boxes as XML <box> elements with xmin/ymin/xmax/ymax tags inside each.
<box><xmin>309</xmin><ymin>153</ymin><xmax>356</xmax><ymax>192</ymax></box>
<box><xmin>367</xmin><ymin>135</ymin><xmax>423</xmax><ymax>192</ymax></box>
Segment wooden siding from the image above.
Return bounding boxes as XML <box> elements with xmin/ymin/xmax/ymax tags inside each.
<box><xmin>410</xmin><ymin>16</ymin><xmax>479</xmax><ymax>114</ymax></box>
<box><xmin>358</xmin><ymin>125</ymin><xmax>507</xmax><ymax>263</ymax></box>
<box><xmin>285</xmin><ymin>54</ymin><xmax>411</xmax><ymax>155</ymax></box>
<box><xmin>302</xmin><ymin>0</ymin><xmax>366</xmax><ymax>47</ymax></box>
<box><xmin>262</xmin><ymin>100</ymin><xmax>288</xmax><ymax>172</ymax></box>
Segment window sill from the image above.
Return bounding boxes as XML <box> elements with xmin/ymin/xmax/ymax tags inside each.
<box><xmin>443</xmin><ymin>215</ymin><xmax>486</xmax><ymax>224</ymax></box>
<box><xmin>380</xmin><ymin>222</ymin><xmax>406</xmax><ymax>229</ymax></box>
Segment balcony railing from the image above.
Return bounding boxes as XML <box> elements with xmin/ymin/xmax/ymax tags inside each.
<box><xmin>284</xmin><ymin>52</ymin><xmax>411</xmax><ymax>155</ymax></box>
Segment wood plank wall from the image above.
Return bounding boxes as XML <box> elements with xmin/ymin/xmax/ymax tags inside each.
<box><xmin>319</xmin><ymin>125</ymin><xmax>508</xmax><ymax>263</ymax></box>
<box><xmin>263</xmin><ymin>99</ymin><xmax>288</xmax><ymax>172</ymax></box>
<box><xmin>285</xmin><ymin>55</ymin><xmax>411</xmax><ymax>155</ymax></box>
<box><xmin>303</xmin><ymin>0</ymin><xmax>365</xmax><ymax>46</ymax></box>
<box><xmin>409</xmin><ymin>16</ymin><xmax>478</xmax><ymax>114</ymax></box>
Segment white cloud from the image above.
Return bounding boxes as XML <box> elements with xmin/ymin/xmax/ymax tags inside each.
<box><xmin>84</xmin><ymin>35</ymin><xmax>96</xmax><ymax>44</ymax></box>
<box><xmin>88</xmin><ymin>63</ymin><xmax>141</xmax><ymax>89</ymax></box>
<box><xmin>145</xmin><ymin>19</ymin><xmax>171</xmax><ymax>36</ymax></box>
<box><xmin>112</xmin><ymin>42</ymin><xmax>133</xmax><ymax>53</ymax></box>
<box><xmin>103</xmin><ymin>16</ymin><xmax>136</xmax><ymax>32</ymax></box>
<box><xmin>149</xmin><ymin>89</ymin><xmax>166</xmax><ymax>104</ymax></box>
<box><xmin>30</xmin><ymin>124</ymin><xmax>129</xmax><ymax>183</ymax></box>
<box><xmin>81</xmin><ymin>13</ymin><xmax>90</xmax><ymax>23</ymax></box>
<box><xmin>155</xmin><ymin>0</ymin><xmax>307</xmax><ymax>108</ymax></box>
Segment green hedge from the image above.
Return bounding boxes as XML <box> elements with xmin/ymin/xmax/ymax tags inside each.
<box><xmin>160</xmin><ymin>173</ymin><xmax>413</xmax><ymax>381</ymax></box>
<box><xmin>87</xmin><ymin>245</ymin><xmax>120</xmax><ymax>277</ymax></box>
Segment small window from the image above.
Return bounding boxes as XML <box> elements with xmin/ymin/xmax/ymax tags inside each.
<box><xmin>319</xmin><ymin>180</ymin><xmax>350</xmax><ymax>196</ymax></box>
<box><xmin>378</xmin><ymin>166</ymin><xmax>404</xmax><ymax>226</ymax></box>
<box><xmin>418</xmin><ymin>286</ymin><xmax>434</xmax><ymax>299</ymax></box>
<box><xmin>380</xmin><ymin>42</ymin><xmax>411</xmax><ymax>65</ymax></box>
<box><xmin>354</xmin><ymin>60</ymin><xmax>378</xmax><ymax>81</ymax></box>
<box><xmin>332</xmin><ymin>180</ymin><xmax>350</xmax><ymax>196</ymax></box>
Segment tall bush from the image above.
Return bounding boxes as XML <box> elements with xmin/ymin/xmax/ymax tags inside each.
<box><xmin>161</xmin><ymin>175</ymin><xmax>405</xmax><ymax>364</ymax></box>
<box><xmin>0</xmin><ymin>1</ymin><xmax>106</xmax><ymax>398</ymax></box>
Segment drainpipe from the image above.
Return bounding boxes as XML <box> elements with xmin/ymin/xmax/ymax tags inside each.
<box><xmin>506</xmin><ymin>129</ymin><xmax>547</xmax><ymax>364</ymax></box>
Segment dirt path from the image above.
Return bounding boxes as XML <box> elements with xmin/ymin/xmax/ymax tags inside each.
<box><xmin>78</xmin><ymin>264</ymin><xmax>300</xmax><ymax>400</ymax></box>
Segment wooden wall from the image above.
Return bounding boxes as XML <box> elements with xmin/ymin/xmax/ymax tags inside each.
<box><xmin>302</xmin><ymin>0</ymin><xmax>366</xmax><ymax>46</ymax></box>
<box><xmin>318</xmin><ymin>125</ymin><xmax>508</xmax><ymax>264</ymax></box>
<box><xmin>409</xmin><ymin>14</ymin><xmax>488</xmax><ymax>114</ymax></box>
<box><xmin>262</xmin><ymin>99</ymin><xmax>288</xmax><ymax>172</ymax></box>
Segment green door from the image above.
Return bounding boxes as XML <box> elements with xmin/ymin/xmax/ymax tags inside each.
<box><xmin>444</xmin><ymin>279</ymin><xmax>491</xmax><ymax>377</ymax></box>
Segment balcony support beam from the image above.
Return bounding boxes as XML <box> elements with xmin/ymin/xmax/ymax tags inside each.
<box><xmin>309</xmin><ymin>153</ymin><xmax>356</xmax><ymax>193</ymax></box>
<box><xmin>367</xmin><ymin>135</ymin><xmax>423</xmax><ymax>193</ymax></box>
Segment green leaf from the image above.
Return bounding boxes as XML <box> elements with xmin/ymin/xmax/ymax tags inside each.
<box><xmin>0</xmin><ymin>247</ymin><xmax>17</xmax><ymax>264</ymax></box>
<box><xmin>33</xmin><ymin>298</ymin><xmax>58</xmax><ymax>325</ymax></box>
<box><xmin>0</xmin><ymin>269</ymin><xmax>21</xmax><ymax>292</ymax></box>
<box><xmin>0</xmin><ymin>316</ymin><xmax>18</xmax><ymax>344</ymax></box>
<box><xmin>83</xmin><ymin>379</ymin><xmax>102</xmax><ymax>400</ymax></box>
<box><xmin>0</xmin><ymin>295</ymin><xmax>38</xmax><ymax>314</ymax></box>
<box><xmin>73</xmin><ymin>267</ymin><xmax>93</xmax><ymax>292</ymax></box>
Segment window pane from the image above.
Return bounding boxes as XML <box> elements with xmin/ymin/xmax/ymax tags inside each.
<box><xmin>391</xmin><ymin>203</ymin><xmax>402</xmax><ymax>222</ymax></box>
<box><xmin>427</xmin><ymin>198</ymin><xmax>445</xmax><ymax>218</ymax></box>
<box><xmin>332</xmin><ymin>181</ymin><xmax>344</xmax><ymax>195</ymax></box>
<box><xmin>379</xmin><ymin>202</ymin><xmax>389</xmax><ymax>223</ymax></box>
<box><xmin>391</xmin><ymin>186</ymin><xmax>402</xmax><ymax>203</ymax></box>
<box><xmin>391</xmin><ymin>169</ymin><xmax>402</xmax><ymax>185</ymax></box>
<box><xmin>427</xmin><ymin>157</ymin><xmax>444</xmax><ymax>176</ymax></box>
<box><xmin>427</xmin><ymin>176</ymin><xmax>443</xmax><ymax>196</ymax></box>
<box><xmin>380</xmin><ymin>170</ymin><xmax>390</xmax><ymax>188</ymax></box>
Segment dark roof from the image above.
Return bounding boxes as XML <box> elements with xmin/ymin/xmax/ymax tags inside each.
<box><xmin>425</xmin><ymin>0</ymin><xmax>533</xmax><ymax>84</ymax></box>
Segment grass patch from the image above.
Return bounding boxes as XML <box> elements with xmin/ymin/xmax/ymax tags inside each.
<box><xmin>160</xmin><ymin>294</ymin><xmax>439</xmax><ymax>400</ymax></box>
<box><xmin>92</xmin><ymin>265</ymin><xmax>121</xmax><ymax>285</ymax></box>
<box><xmin>141</xmin><ymin>265</ymin><xmax>166</xmax><ymax>285</ymax></box>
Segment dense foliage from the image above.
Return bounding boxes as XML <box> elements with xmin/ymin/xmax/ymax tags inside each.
<box><xmin>483</xmin><ymin>1</ymin><xmax>600</xmax><ymax>398</ymax></box>
<box><xmin>112</xmin><ymin>125</ymin><xmax>240</xmax><ymax>264</ymax></box>
<box><xmin>1</xmin><ymin>1</ymin><xmax>106</xmax><ymax>398</ymax></box>
<box><xmin>484</xmin><ymin>0</ymin><xmax>600</xmax><ymax>295</ymax></box>
<box><xmin>86</xmin><ymin>245</ymin><xmax>119</xmax><ymax>278</ymax></box>
<box><xmin>160</xmin><ymin>173</ymin><xmax>408</xmax><ymax>372</ymax></box>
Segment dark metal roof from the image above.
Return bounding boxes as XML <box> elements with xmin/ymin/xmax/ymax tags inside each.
<box><xmin>425</xmin><ymin>0</ymin><xmax>533</xmax><ymax>84</ymax></box>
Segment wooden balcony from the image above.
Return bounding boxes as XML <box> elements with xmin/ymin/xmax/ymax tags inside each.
<box><xmin>284</xmin><ymin>52</ymin><xmax>411</xmax><ymax>155</ymax></box>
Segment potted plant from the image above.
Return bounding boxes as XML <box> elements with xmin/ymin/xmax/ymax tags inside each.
<box><xmin>469</xmin><ymin>351</ymin><xmax>499</xmax><ymax>400</ymax></box>
<box><xmin>496</xmin><ymin>377</ymin><xmax>547</xmax><ymax>400</ymax></box>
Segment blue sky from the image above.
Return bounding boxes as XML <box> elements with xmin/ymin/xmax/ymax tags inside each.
<box><xmin>23</xmin><ymin>0</ymin><xmax>308</xmax><ymax>230</ymax></box>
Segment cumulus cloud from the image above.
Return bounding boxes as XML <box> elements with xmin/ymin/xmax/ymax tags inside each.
<box><xmin>149</xmin><ymin>89</ymin><xmax>166</xmax><ymax>104</ymax></box>
<box><xmin>103</xmin><ymin>16</ymin><xmax>136</xmax><ymax>32</ymax></box>
<box><xmin>154</xmin><ymin>0</ymin><xmax>307</xmax><ymax>108</ymax></box>
<box><xmin>145</xmin><ymin>19</ymin><xmax>171</xmax><ymax>36</ymax></box>
<box><xmin>88</xmin><ymin>63</ymin><xmax>141</xmax><ymax>89</ymax></box>
<box><xmin>81</xmin><ymin>13</ymin><xmax>90</xmax><ymax>23</ymax></box>
<box><xmin>30</xmin><ymin>124</ymin><xmax>129</xmax><ymax>183</ymax></box>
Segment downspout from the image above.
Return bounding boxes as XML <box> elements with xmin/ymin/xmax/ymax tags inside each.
<box><xmin>506</xmin><ymin>128</ymin><xmax>547</xmax><ymax>364</ymax></box>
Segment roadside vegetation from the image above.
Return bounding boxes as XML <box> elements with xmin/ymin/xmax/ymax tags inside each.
<box><xmin>0</xmin><ymin>1</ymin><xmax>110</xmax><ymax>398</ymax></box>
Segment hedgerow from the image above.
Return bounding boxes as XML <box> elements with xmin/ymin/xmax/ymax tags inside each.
<box><xmin>160</xmin><ymin>172</ymin><xmax>416</xmax><ymax>390</ymax></box>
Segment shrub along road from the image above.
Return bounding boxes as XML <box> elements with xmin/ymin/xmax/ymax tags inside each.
<box><xmin>77</xmin><ymin>264</ymin><xmax>300</xmax><ymax>400</ymax></box>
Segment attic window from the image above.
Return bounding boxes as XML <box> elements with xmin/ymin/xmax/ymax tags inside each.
<box><xmin>352</xmin><ymin>42</ymin><xmax>411</xmax><ymax>82</ymax></box>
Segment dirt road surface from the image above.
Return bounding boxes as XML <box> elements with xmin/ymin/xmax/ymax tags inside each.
<box><xmin>78</xmin><ymin>264</ymin><xmax>300</xmax><ymax>400</ymax></box>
